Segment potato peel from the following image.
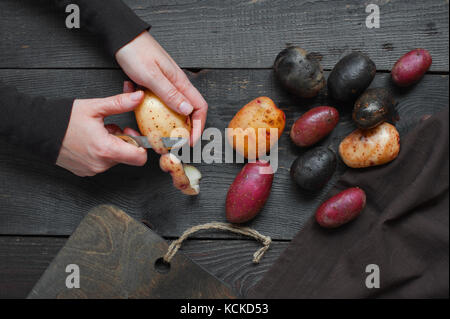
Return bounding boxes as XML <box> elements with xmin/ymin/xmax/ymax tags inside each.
<box><xmin>159</xmin><ymin>153</ymin><xmax>201</xmax><ymax>196</ymax></box>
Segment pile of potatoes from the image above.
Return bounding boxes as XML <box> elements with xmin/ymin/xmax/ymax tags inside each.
<box><xmin>224</xmin><ymin>46</ymin><xmax>431</xmax><ymax>228</ymax></box>
<box><xmin>273</xmin><ymin>46</ymin><xmax>431</xmax><ymax>228</ymax></box>
<box><xmin>129</xmin><ymin>47</ymin><xmax>431</xmax><ymax>229</ymax></box>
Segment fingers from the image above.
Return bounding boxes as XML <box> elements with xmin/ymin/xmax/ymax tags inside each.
<box><xmin>102</xmin><ymin>124</ymin><xmax>147</xmax><ymax>166</ymax></box>
<box><xmin>123</xmin><ymin>81</ymin><xmax>135</xmax><ymax>93</ymax></box>
<box><xmin>107</xmin><ymin>135</ymin><xmax>148</xmax><ymax>166</ymax></box>
<box><xmin>156</xmin><ymin>58</ymin><xmax>208</xmax><ymax>146</ymax></box>
<box><xmin>123</xmin><ymin>127</ymin><xmax>141</xmax><ymax>136</ymax></box>
<box><xmin>190</xmin><ymin>110</ymin><xmax>207</xmax><ymax>146</ymax></box>
<box><xmin>163</xmin><ymin>56</ymin><xmax>208</xmax><ymax>115</ymax></box>
<box><xmin>95</xmin><ymin>91</ymin><xmax>144</xmax><ymax>117</ymax></box>
<box><xmin>143</xmin><ymin>67</ymin><xmax>194</xmax><ymax>116</ymax></box>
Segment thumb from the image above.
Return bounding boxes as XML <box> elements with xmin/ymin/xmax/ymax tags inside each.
<box><xmin>95</xmin><ymin>91</ymin><xmax>144</xmax><ymax>117</ymax></box>
<box><xmin>107</xmin><ymin>135</ymin><xmax>148</xmax><ymax>166</ymax></box>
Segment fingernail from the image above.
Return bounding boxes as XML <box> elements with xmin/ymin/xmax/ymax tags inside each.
<box><xmin>179</xmin><ymin>101</ymin><xmax>193</xmax><ymax>115</ymax></box>
<box><xmin>130</xmin><ymin>90</ymin><xmax>143</xmax><ymax>101</ymax></box>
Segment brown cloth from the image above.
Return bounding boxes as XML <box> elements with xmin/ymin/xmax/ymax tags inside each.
<box><xmin>249</xmin><ymin>108</ymin><xmax>449</xmax><ymax>299</ymax></box>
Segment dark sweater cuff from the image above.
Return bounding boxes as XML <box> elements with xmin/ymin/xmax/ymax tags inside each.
<box><xmin>9</xmin><ymin>96</ymin><xmax>74</xmax><ymax>164</ymax></box>
<box><xmin>94</xmin><ymin>1</ymin><xmax>151</xmax><ymax>56</ymax></box>
<box><xmin>107</xmin><ymin>18</ymin><xmax>150</xmax><ymax>56</ymax></box>
<box><xmin>0</xmin><ymin>80</ymin><xmax>74</xmax><ymax>164</ymax></box>
<box><xmin>39</xmin><ymin>98</ymin><xmax>75</xmax><ymax>163</ymax></box>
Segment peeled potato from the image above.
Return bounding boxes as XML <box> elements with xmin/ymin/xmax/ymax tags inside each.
<box><xmin>227</xmin><ymin>97</ymin><xmax>285</xmax><ymax>159</ymax></box>
<box><xmin>339</xmin><ymin>122</ymin><xmax>400</xmax><ymax>168</ymax></box>
<box><xmin>135</xmin><ymin>90</ymin><xmax>191</xmax><ymax>149</ymax></box>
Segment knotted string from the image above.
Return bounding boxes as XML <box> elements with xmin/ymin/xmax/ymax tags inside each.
<box><xmin>163</xmin><ymin>222</ymin><xmax>271</xmax><ymax>264</ymax></box>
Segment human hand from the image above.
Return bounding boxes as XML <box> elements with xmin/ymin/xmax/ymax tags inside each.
<box><xmin>115</xmin><ymin>31</ymin><xmax>208</xmax><ymax>146</ymax></box>
<box><xmin>56</xmin><ymin>90</ymin><xmax>147</xmax><ymax>177</ymax></box>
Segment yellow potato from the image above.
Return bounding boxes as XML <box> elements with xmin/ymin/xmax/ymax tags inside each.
<box><xmin>227</xmin><ymin>97</ymin><xmax>286</xmax><ymax>159</ymax></box>
<box><xmin>134</xmin><ymin>90</ymin><xmax>201</xmax><ymax>196</ymax></box>
<box><xmin>134</xmin><ymin>90</ymin><xmax>191</xmax><ymax>148</ymax></box>
<box><xmin>339</xmin><ymin>122</ymin><xmax>400</xmax><ymax>168</ymax></box>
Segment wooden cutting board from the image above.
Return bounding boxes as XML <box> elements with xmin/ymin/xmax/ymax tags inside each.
<box><xmin>28</xmin><ymin>205</ymin><xmax>235</xmax><ymax>299</ymax></box>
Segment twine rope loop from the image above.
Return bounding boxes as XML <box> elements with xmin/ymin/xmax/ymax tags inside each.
<box><xmin>163</xmin><ymin>222</ymin><xmax>271</xmax><ymax>264</ymax></box>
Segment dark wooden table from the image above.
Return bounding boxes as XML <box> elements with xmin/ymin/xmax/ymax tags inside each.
<box><xmin>0</xmin><ymin>0</ymin><xmax>448</xmax><ymax>298</ymax></box>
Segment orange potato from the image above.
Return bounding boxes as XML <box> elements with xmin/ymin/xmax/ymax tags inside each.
<box><xmin>227</xmin><ymin>97</ymin><xmax>285</xmax><ymax>159</ymax></box>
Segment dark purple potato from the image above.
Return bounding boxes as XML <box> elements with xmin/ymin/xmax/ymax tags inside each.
<box><xmin>274</xmin><ymin>46</ymin><xmax>325</xmax><ymax>98</ymax></box>
<box><xmin>353</xmin><ymin>88</ymin><xmax>399</xmax><ymax>129</ymax></box>
<box><xmin>328</xmin><ymin>52</ymin><xmax>376</xmax><ymax>102</ymax></box>
<box><xmin>290</xmin><ymin>147</ymin><xmax>337</xmax><ymax>191</ymax></box>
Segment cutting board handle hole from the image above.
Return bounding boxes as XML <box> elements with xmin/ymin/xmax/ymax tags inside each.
<box><xmin>154</xmin><ymin>257</ymin><xmax>171</xmax><ymax>274</ymax></box>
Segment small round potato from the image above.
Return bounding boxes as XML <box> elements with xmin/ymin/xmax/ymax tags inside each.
<box><xmin>353</xmin><ymin>88</ymin><xmax>398</xmax><ymax>129</ymax></box>
<box><xmin>391</xmin><ymin>48</ymin><xmax>432</xmax><ymax>87</ymax></box>
<box><xmin>290</xmin><ymin>106</ymin><xmax>339</xmax><ymax>147</ymax></box>
<box><xmin>290</xmin><ymin>147</ymin><xmax>336</xmax><ymax>191</ymax></box>
<box><xmin>316</xmin><ymin>187</ymin><xmax>366</xmax><ymax>228</ymax></box>
<box><xmin>274</xmin><ymin>46</ymin><xmax>325</xmax><ymax>98</ymax></box>
<box><xmin>328</xmin><ymin>52</ymin><xmax>376</xmax><ymax>102</ymax></box>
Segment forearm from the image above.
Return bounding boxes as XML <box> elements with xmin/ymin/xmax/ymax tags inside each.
<box><xmin>54</xmin><ymin>0</ymin><xmax>150</xmax><ymax>56</ymax></box>
<box><xmin>0</xmin><ymin>81</ymin><xmax>74</xmax><ymax>163</ymax></box>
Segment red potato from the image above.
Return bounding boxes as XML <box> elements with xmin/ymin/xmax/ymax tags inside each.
<box><xmin>315</xmin><ymin>187</ymin><xmax>366</xmax><ymax>228</ymax></box>
<box><xmin>226</xmin><ymin>161</ymin><xmax>274</xmax><ymax>223</ymax></box>
<box><xmin>391</xmin><ymin>49</ymin><xmax>432</xmax><ymax>87</ymax></box>
<box><xmin>290</xmin><ymin>106</ymin><xmax>339</xmax><ymax>147</ymax></box>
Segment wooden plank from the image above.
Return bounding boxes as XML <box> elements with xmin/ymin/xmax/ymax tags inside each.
<box><xmin>28</xmin><ymin>206</ymin><xmax>235</xmax><ymax>298</ymax></box>
<box><xmin>0</xmin><ymin>236</ymin><xmax>287</xmax><ymax>298</ymax></box>
<box><xmin>0</xmin><ymin>69</ymin><xmax>448</xmax><ymax>239</ymax></box>
<box><xmin>0</xmin><ymin>0</ymin><xmax>448</xmax><ymax>70</ymax></box>
<box><xmin>0</xmin><ymin>236</ymin><xmax>66</xmax><ymax>299</ymax></box>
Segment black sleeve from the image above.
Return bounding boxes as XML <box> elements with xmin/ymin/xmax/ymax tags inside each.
<box><xmin>0</xmin><ymin>81</ymin><xmax>74</xmax><ymax>163</ymax></box>
<box><xmin>0</xmin><ymin>1</ymin><xmax>149</xmax><ymax>163</ymax></box>
<box><xmin>54</xmin><ymin>0</ymin><xmax>151</xmax><ymax>56</ymax></box>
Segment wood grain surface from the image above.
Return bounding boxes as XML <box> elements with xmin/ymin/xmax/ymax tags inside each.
<box><xmin>0</xmin><ymin>0</ymin><xmax>448</xmax><ymax>298</ymax></box>
<box><xmin>0</xmin><ymin>235</ymin><xmax>287</xmax><ymax>298</ymax></box>
<box><xmin>0</xmin><ymin>0</ymin><xmax>448</xmax><ymax>70</ymax></box>
<box><xmin>27</xmin><ymin>205</ymin><xmax>236</xmax><ymax>299</ymax></box>
<box><xmin>0</xmin><ymin>69</ymin><xmax>448</xmax><ymax>239</ymax></box>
